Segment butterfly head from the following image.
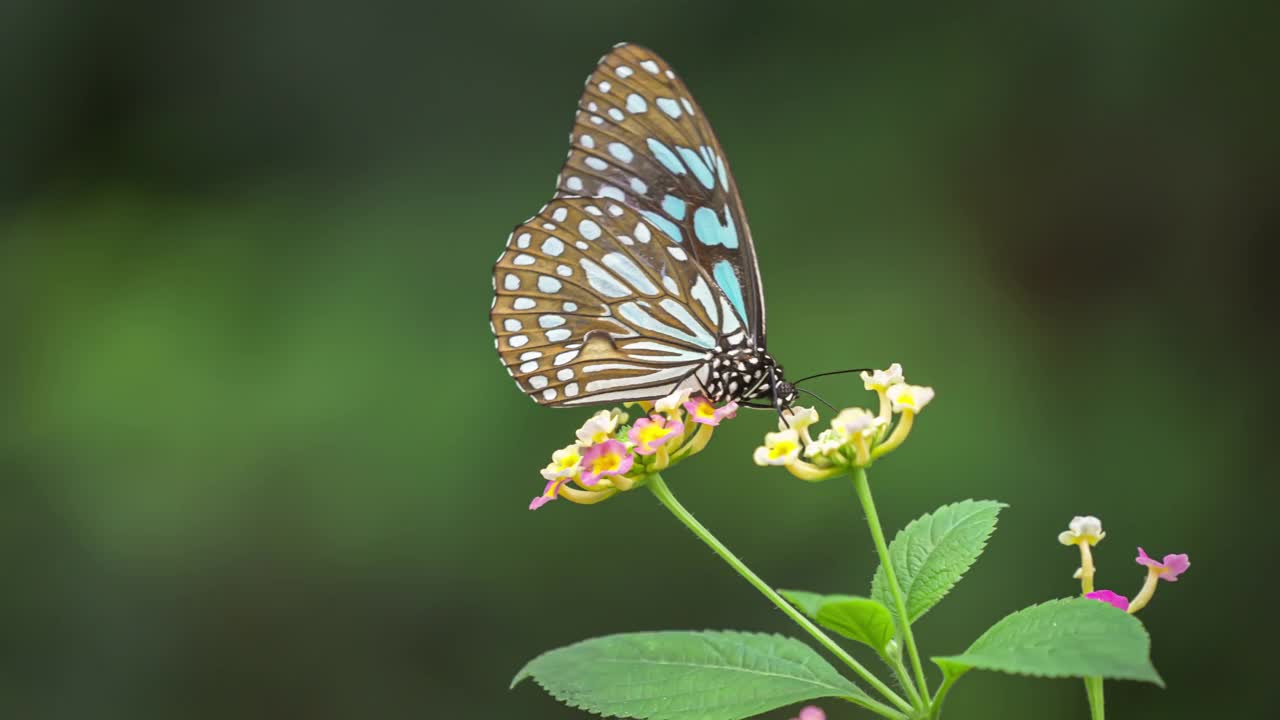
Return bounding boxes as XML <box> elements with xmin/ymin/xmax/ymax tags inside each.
<box><xmin>772</xmin><ymin>377</ymin><xmax>799</xmax><ymax>411</ymax></box>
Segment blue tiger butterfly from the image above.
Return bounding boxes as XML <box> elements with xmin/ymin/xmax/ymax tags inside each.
<box><xmin>491</xmin><ymin>43</ymin><xmax>799</xmax><ymax>411</ymax></box>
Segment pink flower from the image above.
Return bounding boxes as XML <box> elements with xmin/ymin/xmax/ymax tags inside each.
<box><xmin>683</xmin><ymin>396</ymin><xmax>738</xmax><ymax>426</ymax></box>
<box><xmin>1086</xmin><ymin>589</ymin><xmax>1131</xmax><ymax>611</ymax></box>
<box><xmin>1136</xmin><ymin>547</ymin><xmax>1190</xmax><ymax>581</ymax></box>
<box><xmin>578</xmin><ymin>439</ymin><xmax>635</xmax><ymax>485</ymax></box>
<box><xmin>791</xmin><ymin>706</ymin><xmax>825</xmax><ymax>720</ymax></box>
<box><xmin>628</xmin><ymin>414</ymin><xmax>684</xmax><ymax>455</ymax></box>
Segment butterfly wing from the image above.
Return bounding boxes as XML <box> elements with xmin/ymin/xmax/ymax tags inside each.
<box><xmin>553</xmin><ymin>43</ymin><xmax>767</xmax><ymax>346</ymax></box>
<box><xmin>491</xmin><ymin>197</ymin><xmax>746</xmax><ymax>407</ymax></box>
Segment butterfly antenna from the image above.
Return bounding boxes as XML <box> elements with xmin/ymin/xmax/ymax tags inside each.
<box><xmin>796</xmin><ymin>387</ymin><xmax>838</xmax><ymax>413</ymax></box>
<box><xmin>792</xmin><ymin>368</ymin><xmax>873</xmax><ymax>384</ymax></box>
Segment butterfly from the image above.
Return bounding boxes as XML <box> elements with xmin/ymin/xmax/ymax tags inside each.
<box><xmin>490</xmin><ymin>43</ymin><xmax>799</xmax><ymax>412</ymax></box>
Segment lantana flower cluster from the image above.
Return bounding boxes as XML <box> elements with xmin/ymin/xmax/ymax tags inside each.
<box><xmin>753</xmin><ymin>363</ymin><xmax>935</xmax><ymax>480</ymax></box>
<box><xmin>1058</xmin><ymin>515</ymin><xmax>1190</xmax><ymax>614</ymax></box>
<box><xmin>530</xmin><ymin>389</ymin><xmax>738</xmax><ymax>510</ymax></box>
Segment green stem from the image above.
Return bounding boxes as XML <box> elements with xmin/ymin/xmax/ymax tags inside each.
<box><xmin>1084</xmin><ymin>676</ymin><xmax>1104</xmax><ymax>720</ymax></box>
<box><xmin>852</xmin><ymin>468</ymin><xmax>931</xmax><ymax>702</ymax></box>
<box><xmin>889</xmin><ymin>653</ymin><xmax>925</xmax><ymax>710</ymax></box>
<box><xmin>927</xmin><ymin>671</ymin><xmax>963</xmax><ymax>720</ymax></box>
<box><xmin>646</xmin><ymin>474</ymin><xmax>913</xmax><ymax>719</ymax></box>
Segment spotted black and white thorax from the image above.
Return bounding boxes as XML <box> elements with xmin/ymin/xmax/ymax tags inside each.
<box><xmin>704</xmin><ymin>339</ymin><xmax>798</xmax><ymax>410</ymax></box>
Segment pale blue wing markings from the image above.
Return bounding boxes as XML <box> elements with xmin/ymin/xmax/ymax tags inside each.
<box><xmin>646</xmin><ymin>138</ymin><xmax>687</xmax><ymax>175</ymax></box>
<box><xmin>677</xmin><ymin>146</ymin><xmax>715</xmax><ymax>189</ymax></box>
<box><xmin>661</xmin><ymin>194</ymin><xmax>687</xmax><ymax>220</ymax></box>
<box><xmin>618</xmin><ymin>301</ymin><xmax>715</xmax><ymax>349</ymax></box>
<box><xmin>579</xmin><ymin>257</ymin><xmax>632</xmax><ymax>298</ymax></box>
<box><xmin>693</xmin><ymin>206</ymin><xmax>739</xmax><ymax>249</ymax></box>
<box><xmin>641</xmin><ymin>210</ymin><xmax>683</xmax><ymax>243</ymax></box>
<box><xmin>713</xmin><ymin>260</ymin><xmax>747</xmax><ymax>321</ymax></box>
<box><xmin>601</xmin><ymin>252</ymin><xmax>660</xmax><ymax>295</ymax></box>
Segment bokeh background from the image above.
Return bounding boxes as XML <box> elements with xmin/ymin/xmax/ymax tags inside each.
<box><xmin>2</xmin><ymin>2</ymin><xmax>1274</xmax><ymax>718</ymax></box>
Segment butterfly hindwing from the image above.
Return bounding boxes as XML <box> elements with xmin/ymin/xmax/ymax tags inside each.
<box><xmin>492</xmin><ymin>197</ymin><xmax>745</xmax><ymax>407</ymax></box>
<box><xmin>553</xmin><ymin>43</ymin><xmax>767</xmax><ymax>345</ymax></box>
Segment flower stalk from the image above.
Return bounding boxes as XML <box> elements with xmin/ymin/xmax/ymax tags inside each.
<box><xmin>853</xmin><ymin>467</ymin><xmax>931</xmax><ymax>704</ymax></box>
<box><xmin>646</xmin><ymin>473</ymin><xmax>913</xmax><ymax>719</ymax></box>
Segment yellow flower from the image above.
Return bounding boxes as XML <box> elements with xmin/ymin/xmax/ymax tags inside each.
<box><xmin>887</xmin><ymin>384</ymin><xmax>935</xmax><ymax>413</ymax></box>
<box><xmin>540</xmin><ymin>443</ymin><xmax>583</xmax><ymax>481</ymax></box>
<box><xmin>753</xmin><ymin>429</ymin><xmax>802</xmax><ymax>466</ymax></box>
<box><xmin>654</xmin><ymin>387</ymin><xmax>694</xmax><ymax>417</ymax></box>
<box><xmin>778</xmin><ymin>406</ymin><xmax>820</xmax><ymax>433</ymax></box>
<box><xmin>860</xmin><ymin>363</ymin><xmax>904</xmax><ymax>392</ymax></box>
<box><xmin>1058</xmin><ymin>516</ymin><xmax>1106</xmax><ymax>547</ymax></box>
<box><xmin>831</xmin><ymin>408</ymin><xmax>884</xmax><ymax>440</ymax></box>
<box><xmin>575</xmin><ymin>408</ymin><xmax>629</xmax><ymax>445</ymax></box>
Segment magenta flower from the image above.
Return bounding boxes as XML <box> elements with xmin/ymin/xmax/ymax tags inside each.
<box><xmin>1086</xmin><ymin>589</ymin><xmax>1131</xmax><ymax>611</ymax></box>
<box><xmin>578</xmin><ymin>439</ymin><xmax>635</xmax><ymax>485</ymax></box>
<box><xmin>1136</xmin><ymin>547</ymin><xmax>1190</xmax><ymax>581</ymax></box>
<box><xmin>628</xmin><ymin>414</ymin><xmax>685</xmax><ymax>455</ymax></box>
<box><xmin>790</xmin><ymin>706</ymin><xmax>826</xmax><ymax>720</ymax></box>
<box><xmin>684</xmin><ymin>396</ymin><xmax>738</xmax><ymax>426</ymax></box>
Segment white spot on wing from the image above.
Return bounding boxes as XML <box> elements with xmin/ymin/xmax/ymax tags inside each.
<box><xmin>538</xmin><ymin>276</ymin><xmax>562</xmax><ymax>293</ymax></box>
<box><xmin>626</xmin><ymin>94</ymin><xmax>647</xmax><ymax>113</ymax></box>
<box><xmin>656</xmin><ymin>97</ymin><xmax>682</xmax><ymax>119</ymax></box>
<box><xmin>578</xmin><ymin>219</ymin><xmax>602</xmax><ymax>240</ymax></box>
<box><xmin>608</xmin><ymin>142</ymin><xmax>634</xmax><ymax>163</ymax></box>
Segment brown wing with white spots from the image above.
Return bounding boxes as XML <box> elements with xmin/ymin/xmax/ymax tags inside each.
<box><xmin>554</xmin><ymin>43</ymin><xmax>766</xmax><ymax>344</ymax></box>
<box><xmin>491</xmin><ymin>197</ymin><xmax>744</xmax><ymax>407</ymax></box>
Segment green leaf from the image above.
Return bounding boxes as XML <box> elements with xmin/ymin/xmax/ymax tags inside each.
<box><xmin>512</xmin><ymin>631</ymin><xmax>870</xmax><ymax>719</ymax></box>
<box><xmin>780</xmin><ymin>590</ymin><xmax>896</xmax><ymax>653</ymax></box>
<box><xmin>816</xmin><ymin>598</ymin><xmax>896</xmax><ymax>652</ymax></box>
<box><xmin>778</xmin><ymin>589</ymin><xmax>827</xmax><ymax>618</ymax></box>
<box><xmin>934</xmin><ymin>598</ymin><xmax>1164</xmax><ymax>686</ymax></box>
<box><xmin>871</xmin><ymin>499</ymin><xmax>1005</xmax><ymax>625</ymax></box>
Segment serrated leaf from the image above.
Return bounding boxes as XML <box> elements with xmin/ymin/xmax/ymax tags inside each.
<box><xmin>871</xmin><ymin>499</ymin><xmax>1005</xmax><ymax>625</ymax></box>
<box><xmin>934</xmin><ymin>598</ymin><xmax>1163</xmax><ymax>686</ymax></box>
<box><xmin>512</xmin><ymin>631</ymin><xmax>870</xmax><ymax>719</ymax></box>
<box><xmin>780</xmin><ymin>590</ymin><xmax>896</xmax><ymax>653</ymax></box>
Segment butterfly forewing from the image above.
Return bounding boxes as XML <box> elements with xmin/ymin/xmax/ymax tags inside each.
<box><xmin>554</xmin><ymin>43</ymin><xmax>766</xmax><ymax>344</ymax></box>
<box><xmin>492</xmin><ymin>197</ymin><xmax>743</xmax><ymax>407</ymax></box>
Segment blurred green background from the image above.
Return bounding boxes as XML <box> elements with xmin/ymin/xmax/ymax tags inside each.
<box><xmin>2</xmin><ymin>2</ymin><xmax>1274</xmax><ymax>718</ymax></box>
